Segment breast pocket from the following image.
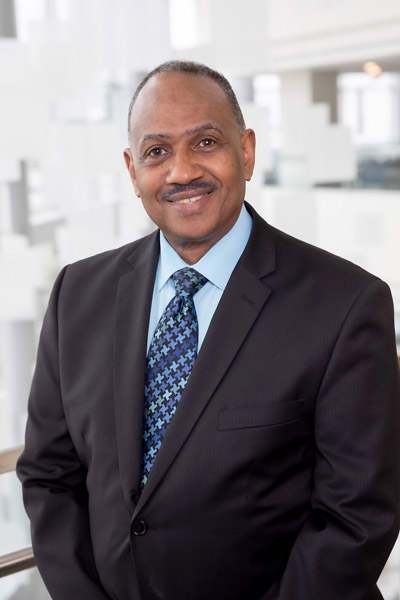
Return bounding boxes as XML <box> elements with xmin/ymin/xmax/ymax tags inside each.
<box><xmin>217</xmin><ymin>400</ymin><xmax>304</xmax><ymax>431</ymax></box>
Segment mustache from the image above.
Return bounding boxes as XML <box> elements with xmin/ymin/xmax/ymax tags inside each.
<box><xmin>162</xmin><ymin>181</ymin><xmax>216</xmax><ymax>201</ymax></box>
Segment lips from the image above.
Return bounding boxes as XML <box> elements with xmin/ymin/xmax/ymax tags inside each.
<box><xmin>163</xmin><ymin>183</ymin><xmax>216</xmax><ymax>204</ymax></box>
<box><xmin>167</xmin><ymin>191</ymin><xmax>213</xmax><ymax>205</ymax></box>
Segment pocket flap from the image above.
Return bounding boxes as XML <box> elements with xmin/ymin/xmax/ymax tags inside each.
<box><xmin>218</xmin><ymin>400</ymin><xmax>304</xmax><ymax>431</ymax></box>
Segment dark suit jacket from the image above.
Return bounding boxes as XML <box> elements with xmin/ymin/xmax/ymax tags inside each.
<box><xmin>17</xmin><ymin>203</ymin><xmax>400</xmax><ymax>600</ymax></box>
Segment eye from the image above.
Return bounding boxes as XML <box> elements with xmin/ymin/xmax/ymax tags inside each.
<box><xmin>148</xmin><ymin>147</ymin><xmax>167</xmax><ymax>157</ymax></box>
<box><xmin>198</xmin><ymin>138</ymin><xmax>215</xmax><ymax>148</ymax></box>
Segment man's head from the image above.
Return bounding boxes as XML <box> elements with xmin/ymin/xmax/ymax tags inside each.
<box><xmin>124</xmin><ymin>60</ymin><xmax>255</xmax><ymax>264</ymax></box>
<box><xmin>127</xmin><ymin>61</ymin><xmax>247</xmax><ymax>144</ymax></box>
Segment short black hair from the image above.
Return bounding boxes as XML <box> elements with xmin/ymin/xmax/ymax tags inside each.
<box><xmin>127</xmin><ymin>60</ymin><xmax>246</xmax><ymax>144</ymax></box>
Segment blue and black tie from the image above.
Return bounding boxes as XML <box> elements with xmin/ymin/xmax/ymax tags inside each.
<box><xmin>140</xmin><ymin>267</ymin><xmax>208</xmax><ymax>488</ymax></box>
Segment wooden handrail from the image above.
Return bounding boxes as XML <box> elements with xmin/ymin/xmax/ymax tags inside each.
<box><xmin>0</xmin><ymin>446</ymin><xmax>23</xmax><ymax>475</ymax></box>
<box><xmin>0</xmin><ymin>547</ymin><xmax>35</xmax><ymax>578</ymax></box>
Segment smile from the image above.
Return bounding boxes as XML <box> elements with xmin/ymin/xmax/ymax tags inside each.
<box><xmin>167</xmin><ymin>191</ymin><xmax>212</xmax><ymax>205</ymax></box>
<box><xmin>171</xmin><ymin>194</ymin><xmax>205</xmax><ymax>205</ymax></box>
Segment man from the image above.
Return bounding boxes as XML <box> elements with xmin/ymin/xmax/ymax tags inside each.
<box><xmin>17</xmin><ymin>60</ymin><xmax>400</xmax><ymax>600</ymax></box>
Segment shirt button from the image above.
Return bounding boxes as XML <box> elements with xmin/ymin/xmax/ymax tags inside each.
<box><xmin>132</xmin><ymin>520</ymin><xmax>147</xmax><ymax>536</ymax></box>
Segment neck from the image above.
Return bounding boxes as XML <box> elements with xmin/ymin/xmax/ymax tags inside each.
<box><xmin>167</xmin><ymin>239</ymin><xmax>216</xmax><ymax>265</ymax></box>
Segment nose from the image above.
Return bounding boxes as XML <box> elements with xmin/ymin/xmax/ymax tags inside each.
<box><xmin>165</xmin><ymin>148</ymin><xmax>203</xmax><ymax>185</ymax></box>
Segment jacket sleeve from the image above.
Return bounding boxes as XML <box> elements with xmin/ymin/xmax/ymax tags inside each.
<box><xmin>16</xmin><ymin>267</ymin><xmax>112</xmax><ymax>600</ymax></box>
<box><xmin>262</xmin><ymin>279</ymin><xmax>400</xmax><ymax>600</ymax></box>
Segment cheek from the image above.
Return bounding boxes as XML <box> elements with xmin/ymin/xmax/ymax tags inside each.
<box><xmin>133</xmin><ymin>170</ymin><xmax>161</xmax><ymax>200</ymax></box>
<box><xmin>214</xmin><ymin>153</ymin><xmax>244</xmax><ymax>180</ymax></box>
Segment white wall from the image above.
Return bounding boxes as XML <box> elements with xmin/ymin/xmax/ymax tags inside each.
<box><xmin>267</xmin><ymin>0</ymin><xmax>400</xmax><ymax>70</ymax></box>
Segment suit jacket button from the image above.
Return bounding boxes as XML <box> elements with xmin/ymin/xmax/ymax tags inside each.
<box><xmin>132</xmin><ymin>520</ymin><xmax>147</xmax><ymax>536</ymax></box>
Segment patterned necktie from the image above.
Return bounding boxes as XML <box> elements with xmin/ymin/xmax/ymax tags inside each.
<box><xmin>141</xmin><ymin>267</ymin><xmax>208</xmax><ymax>488</ymax></box>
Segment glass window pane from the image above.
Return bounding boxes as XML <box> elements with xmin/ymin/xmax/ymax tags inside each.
<box><xmin>0</xmin><ymin>472</ymin><xmax>30</xmax><ymax>556</ymax></box>
<box><xmin>0</xmin><ymin>567</ymin><xmax>50</xmax><ymax>600</ymax></box>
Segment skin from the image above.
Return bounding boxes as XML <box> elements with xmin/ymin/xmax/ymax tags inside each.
<box><xmin>124</xmin><ymin>72</ymin><xmax>256</xmax><ymax>265</ymax></box>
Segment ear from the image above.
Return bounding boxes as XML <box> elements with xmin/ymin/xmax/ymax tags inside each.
<box><xmin>123</xmin><ymin>148</ymin><xmax>141</xmax><ymax>197</ymax></box>
<box><xmin>240</xmin><ymin>129</ymin><xmax>256</xmax><ymax>182</ymax></box>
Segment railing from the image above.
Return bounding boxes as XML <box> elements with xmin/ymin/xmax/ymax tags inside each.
<box><xmin>0</xmin><ymin>446</ymin><xmax>35</xmax><ymax>578</ymax></box>
<box><xmin>0</xmin><ymin>547</ymin><xmax>36</xmax><ymax>577</ymax></box>
<box><xmin>0</xmin><ymin>446</ymin><xmax>23</xmax><ymax>475</ymax></box>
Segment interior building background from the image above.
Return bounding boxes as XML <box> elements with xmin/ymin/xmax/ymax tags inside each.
<box><xmin>0</xmin><ymin>0</ymin><xmax>399</xmax><ymax>597</ymax></box>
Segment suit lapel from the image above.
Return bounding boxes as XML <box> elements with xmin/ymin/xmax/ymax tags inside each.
<box><xmin>134</xmin><ymin>206</ymin><xmax>276</xmax><ymax>516</ymax></box>
<box><xmin>114</xmin><ymin>231</ymin><xmax>159</xmax><ymax>512</ymax></box>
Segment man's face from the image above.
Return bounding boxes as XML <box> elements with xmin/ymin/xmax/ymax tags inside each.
<box><xmin>124</xmin><ymin>72</ymin><xmax>255</xmax><ymax>263</ymax></box>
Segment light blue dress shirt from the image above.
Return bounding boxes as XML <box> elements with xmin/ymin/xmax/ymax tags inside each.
<box><xmin>147</xmin><ymin>204</ymin><xmax>253</xmax><ymax>353</ymax></box>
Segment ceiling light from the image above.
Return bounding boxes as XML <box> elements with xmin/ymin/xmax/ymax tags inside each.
<box><xmin>363</xmin><ymin>61</ymin><xmax>383</xmax><ymax>78</ymax></box>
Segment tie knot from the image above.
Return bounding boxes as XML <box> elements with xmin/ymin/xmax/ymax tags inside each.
<box><xmin>172</xmin><ymin>267</ymin><xmax>208</xmax><ymax>298</ymax></box>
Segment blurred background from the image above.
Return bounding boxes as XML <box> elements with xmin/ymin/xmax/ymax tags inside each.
<box><xmin>0</xmin><ymin>0</ymin><xmax>399</xmax><ymax>597</ymax></box>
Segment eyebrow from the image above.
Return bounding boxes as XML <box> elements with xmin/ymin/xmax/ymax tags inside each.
<box><xmin>140</xmin><ymin>123</ymin><xmax>223</xmax><ymax>144</ymax></box>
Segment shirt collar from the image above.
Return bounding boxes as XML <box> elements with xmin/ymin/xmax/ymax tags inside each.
<box><xmin>156</xmin><ymin>203</ymin><xmax>252</xmax><ymax>292</ymax></box>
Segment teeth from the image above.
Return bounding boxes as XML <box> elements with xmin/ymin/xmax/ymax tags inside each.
<box><xmin>173</xmin><ymin>194</ymin><xmax>204</xmax><ymax>205</ymax></box>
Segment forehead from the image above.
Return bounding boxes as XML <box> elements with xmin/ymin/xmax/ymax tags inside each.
<box><xmin>129</xmin><ymin>72</ymin><xmax>237</xmax><ymax>143</ymax></box>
